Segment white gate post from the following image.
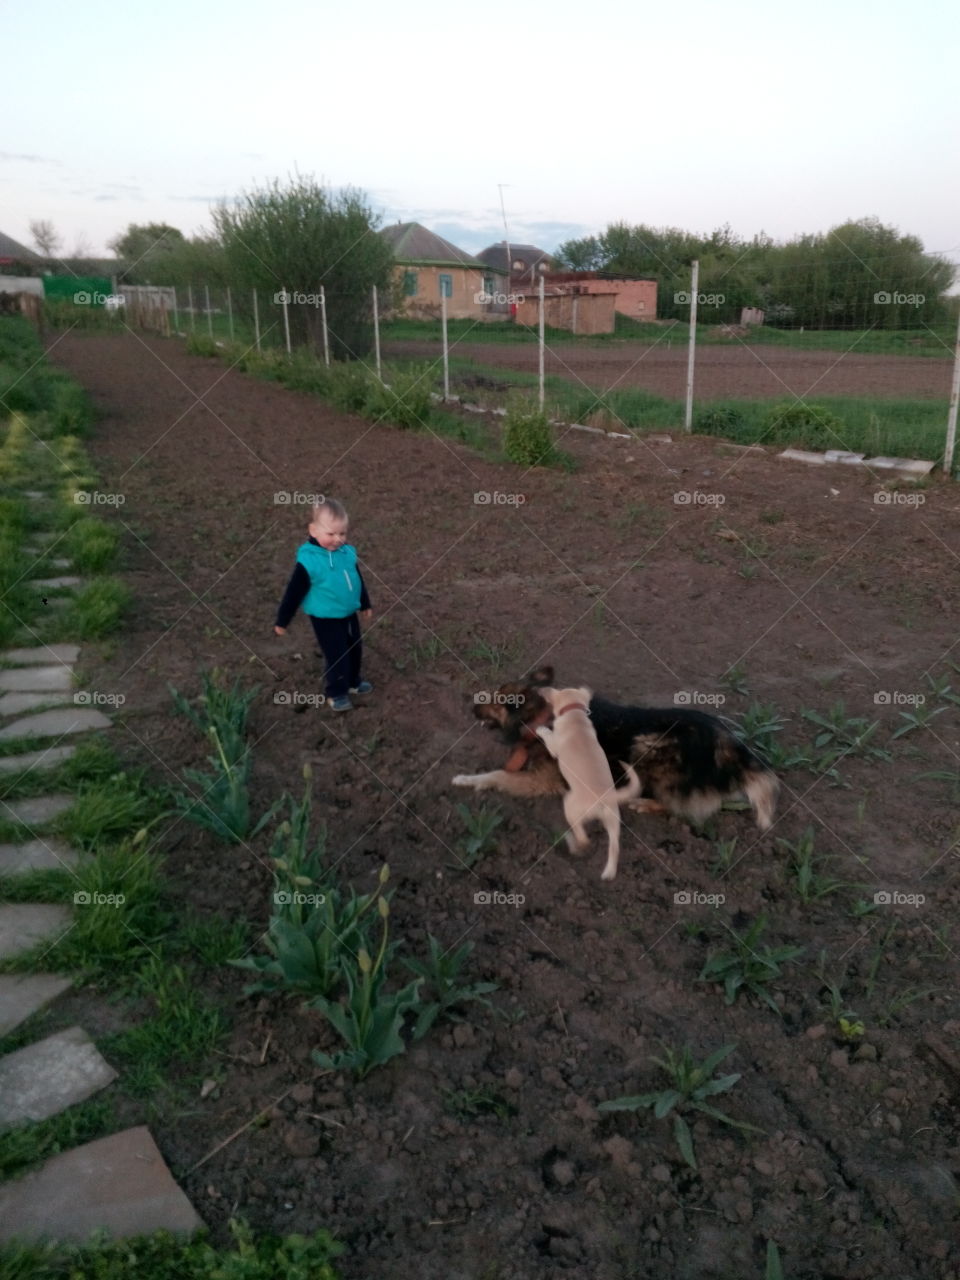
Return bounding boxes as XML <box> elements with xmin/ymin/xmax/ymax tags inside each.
<box><xmin>943</xmin><ymin>308</ymin><xmax>960</xmax><ymax>475</ymax></box>
<box><xmin>684</xmin><ymin>260</ymin><xmax>700</xmax><ymax>432</ymax></box>
<box><xmin>538</xmin><ymin>273</ymin><xmax>545</xmax><ymax>410</ymax></box>
<box><xmin>373</xmin><ymin>285</ymin><xmax>382</xmax><ymax>381</ymax></box>
<box><xmin>441</xmin><ymin>290</ymin><xmax>450</xmax><ymax>400</ymax></box>
<box><xmin>282</xmin><ymin>288</ymin><xmax>291</xmax><ymax>354</ymax></box>
<box><xmin>253</xmin><ymin>289</ymin><xmax>261</xmax><ymax>350</ymax></box>
<box><xmin>320</xmin><ymin>286</ymin><xmax>330</xmax><ymax>365</ymax></box>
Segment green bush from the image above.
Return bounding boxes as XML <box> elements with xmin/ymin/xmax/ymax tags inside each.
<box><xmin>697</xmin><ymin>406</ymin><xmax>746</xmax><ymax>436</ymax></box>
<box><xmin>325</xmin><ymin>362</ymin><xmax>373</xmax><ymax>413</ymax></box>
<box><xmin>503</xmin><ymin>395</ymin><xmax>558</xmax><ymax>466</ymax></box>
<box><xmin>761</xmin><ymin>401</ymin><xmax>848</xmax><ymax>450</ymax></box>
<box><xmin>185</xmin><ymin>332</ymin><xmax>220</xmax><ymax>357</ymax></box>
<box><xmin>364</xmin><ymin>364</ymin><xmax>433</xmax><ymax>430</ymax></box>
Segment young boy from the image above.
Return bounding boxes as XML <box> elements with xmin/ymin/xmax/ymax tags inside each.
<box><xmin>274</xmin><ymin>498</ymin><xmax>373</xmax><ymax>712</ymax></box>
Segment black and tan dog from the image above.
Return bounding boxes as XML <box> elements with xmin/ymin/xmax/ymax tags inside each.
<box><xmin>452</xmin><ymin>666</ymin><xmax>778</xmax><ymax>830</ymax></box>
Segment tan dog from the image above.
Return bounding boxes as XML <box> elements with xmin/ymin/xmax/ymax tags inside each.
<box><xmin>535</xmin><ymin>686</ymin><xmax>641</xmax><ymax>881</ymax></box>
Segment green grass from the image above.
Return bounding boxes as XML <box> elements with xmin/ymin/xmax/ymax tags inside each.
<box><xmin>102</xmin><ymin>957</ymin><xmax>227</xmax><ymax>1097</ymax></box>
<box><xmin>0</xmin><ymin>1218</ymin><xmax>343</xmax><ymax>1279</ymax></box>
<box><xmin>382</xmin><ymin>313</ymin><xmax>956</xmax><ymax>358</ymax></box>
<box><xmin>0</xmin><ymin>1096</ymin><xmax>115</xmax><ymax>1181</ymax></box>
<box><xmin>58</xmin><ymin>577</ymin><xmax>130</xmax><ymax>639</ymax></box>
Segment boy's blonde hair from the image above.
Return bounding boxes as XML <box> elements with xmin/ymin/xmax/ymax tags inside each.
<box><xmin>312</xmin><ymin>497</ymin><xmax>348</xmax><ymax>524</ymax></box>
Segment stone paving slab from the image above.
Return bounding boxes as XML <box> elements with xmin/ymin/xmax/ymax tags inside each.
<box><xmin>0</xmin><ymin>744</ymin><xmax>76</xmax><ymax>776</ymax></box>
<box><xmin>0</xmin><ymin>691</ymin><xmax>73</xmax><ymax>718</ymax></box>
<box><xmin>0</xmin><ymin>1125</ymin><xmax>203</xmax><ymax>1243</ymax></box>
<box><xmin>33</xmin><ymin>577</ymin><xmax>82</xmax><ymax>590</ymax></box>
<box><xmin>0</xmin><ymin>904</ymin><xmax>72</xmax><ymax>960</ymax></box>
<box><xmin>0</xmin><ymin>707</ymin><xmax>111</xmax><ymax>742</ymax></box>
<box><xmin>0</xmin><ymin>837</ymin><xmax>79</xmax><ymax>876</ymax></box>
<box><xmin>0</xmin><ymin>973</ymin><xmax>73</xmax><ymax>1037</ymax></box>
<box><xmin>0</xmin><ymin>1026</ymin><xmax>117</xmax><ymax>1129</ymax></box>
<box><xmin>1</xmin><ymin>794</ymin><xmax>73</xmax><ymax>825</ymax></box>
<box><xmin>0</xmin><ymin>665</ymin><xmax>73</xmax><ymax>692</ymax></box>
<box><xmin>1</xmin><ymin>645</ymin><xmax>79</xmax><ymax>667</ymax></box>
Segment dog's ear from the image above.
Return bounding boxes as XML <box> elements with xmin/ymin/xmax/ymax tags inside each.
<box><xmin>528</xmin><ymin>665</ymin><xmax>554</xmax><ymax>687</ymax></box>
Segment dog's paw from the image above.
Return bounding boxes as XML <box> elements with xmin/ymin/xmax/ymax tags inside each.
<box><xmin>601</xmin><ymin>866</ymin><xmax>618</xmax><ymax>881</ymax></box>
<box><xmin>451</xmin><ymin>774</ymin><xmax>474</xmax><ymax>787</ymax></box>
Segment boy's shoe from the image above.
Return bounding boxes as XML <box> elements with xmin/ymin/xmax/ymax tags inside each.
<box><xmin>329</xmin><ymin>695</ymin><xmax>353</xmax><ymax>712</ymax></box>
<box><xmin>349</xmin><ymin>680</ymin><xmax>373</xmax><ymax>695</ymax></box>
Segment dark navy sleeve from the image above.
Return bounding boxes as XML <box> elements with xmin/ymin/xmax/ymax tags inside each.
<box><xmin>276</xmin><ymin>562</ymin><xmax>311</xmax><ymax>628</ymax></box>
<box><xmin>358</xmin><ymin>569</ymin><xmax>371</xmax><ymax>612</ymax></box>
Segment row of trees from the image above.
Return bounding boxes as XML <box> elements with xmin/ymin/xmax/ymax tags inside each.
<box><xmin>555</xmin><ymin>218</ymin><xmax>955</xmax><ymax>328</ymax></box>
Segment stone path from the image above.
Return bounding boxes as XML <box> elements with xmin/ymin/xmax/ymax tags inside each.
<box><xmin>0</xmin><ymin>618</ymin><xmax>203</xmax><ymax>1242</ymax></box>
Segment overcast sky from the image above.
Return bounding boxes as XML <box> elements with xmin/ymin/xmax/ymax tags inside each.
<box><xmin>3</xmin><ymin>0</ymin><xmax>958</xmax><ymax>273</ymax></box>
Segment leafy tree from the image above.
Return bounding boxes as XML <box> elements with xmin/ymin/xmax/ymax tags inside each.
<box><xmin>108</xmin><ymin>222</ymin><xmax>186</xmax><ymax>280</ymax></box>
<box><xmin>212</xmin><ymin>175</ymin><xmax>395</xmax><ymax>359</ymax></box>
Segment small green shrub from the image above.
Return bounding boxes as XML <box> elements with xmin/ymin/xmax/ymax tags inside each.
<box><xmin>185</xmin><ymin>332</ymin><xmax>220</xmax><ymax>357</ymax></box>
<box><xmin>761</xmin><ymin>401</ymin><xmax>847</xmax><ymax>450</ymax></box>
<box><xmin>503</xmin><ymin>396</ymin><xmax>558</xmax><ymax>466</ymax></box>
<box><xmin>365</xmin><ymin>364</ymin><xmax>433</xmax><ymax>430</ymax></box>
<box><xmin>697</xmin><ymin>406</ymin><xmax>746</xmax><ymax>436</ymax></box>
<box><xmin>325</xmin><ymin>362</ymin><xmax>373</xmax><ymax>413</ymax></box>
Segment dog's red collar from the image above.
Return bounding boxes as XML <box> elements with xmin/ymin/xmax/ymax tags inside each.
<box><xmin>556</xmin><ymin>702</ymin><xmax>590</xmax><ymax>717</ymax></box>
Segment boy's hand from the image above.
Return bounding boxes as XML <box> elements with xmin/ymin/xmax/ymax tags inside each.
<box><xmin>360</xmin><ymin>610</ymin><xmax>372</xmax><ymax>622</ymax></box>
<box><xmin>274</xmin><ymin>626</ymin><xmax>286</xmax><ymax>636</ymax></box>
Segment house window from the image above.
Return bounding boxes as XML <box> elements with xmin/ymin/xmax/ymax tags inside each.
<box><xmin>439</xmin><ymin>273</ymin><xmax>452</xmax><ymax>299</ymax></box>
<box><xmin>483</xmin><ymin>274</ymin><xmax>496</xmax><ymax>299</ymax></box>
<box><xmin>403</xmin><ymin>270</ymin><xmax>418</xmax><ymax>296</ymax></box>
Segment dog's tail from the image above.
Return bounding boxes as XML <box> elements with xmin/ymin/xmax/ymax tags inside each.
<box><xmin>615</xmin><ymin>760</ymin><xmax>642</xmax><ymax>803</ymax></box>
<box><xmin>743</xmin><ymin>766</ymin><xmax>779</xmax><ymax>831</ymax></box>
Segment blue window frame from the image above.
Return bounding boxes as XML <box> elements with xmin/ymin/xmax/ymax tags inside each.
<box><xmin>439</xmin><ymin>273</ymin><xmax>452</xmax><ymax>299</ymax></box>
<box><xmin>403</xmin><ymin>270</ymin><xmax>418</xmax><ymax>296</ymax></box>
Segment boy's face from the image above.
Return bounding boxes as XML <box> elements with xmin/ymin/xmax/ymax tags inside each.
<box><xmin>310</xmin><ymin>514</ymin><xmax>349</xmax><ymax>550</ymax></box>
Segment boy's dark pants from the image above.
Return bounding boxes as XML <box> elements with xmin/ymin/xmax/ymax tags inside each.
<box><xmin>309</xmin><ymin>614</ymin><xmax>362</xmax><ymax>698</ymax></box>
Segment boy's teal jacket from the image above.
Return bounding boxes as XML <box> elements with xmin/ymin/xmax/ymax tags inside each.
<box><xmin>276</xmin><ymin>538</ymin><xmax>371</xmax><ymax>625</ymax></box>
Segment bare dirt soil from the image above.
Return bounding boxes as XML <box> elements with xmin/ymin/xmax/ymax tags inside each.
<box><xmin>48</xmin><ymin>331</ymin><xmax>960</xmax><ymax>1280</ymax></box>
<box><xmin>384</xmin><ymin>336</ymin><xmax>954</xmax><ymax>401</ymax></box>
